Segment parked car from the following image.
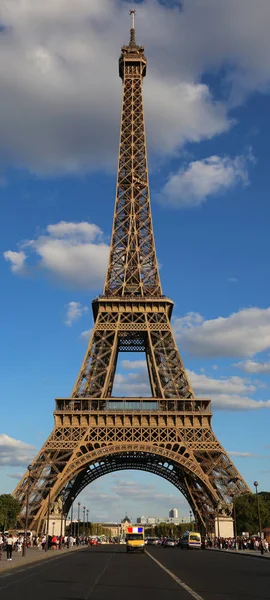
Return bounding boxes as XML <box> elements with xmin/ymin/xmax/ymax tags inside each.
<box><xmin>89</xmin><ymin>538</ymin><xmax>98</xmax><ymax>546</ymax></box>
<box><xmin>163</xmin><ymin>538</ymin><xmax>177</xmax><ymax>547</ymax></box>
<box><xmin>146</xmin><ymin>537</ymin><xmax>160</xmax><ymax>546</ymax></box>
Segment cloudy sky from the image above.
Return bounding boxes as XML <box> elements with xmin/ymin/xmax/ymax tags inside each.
<box><xmin>1</xmin><ymin>0</ymin><xmax>270</xmax><ymax>522</ymax></box>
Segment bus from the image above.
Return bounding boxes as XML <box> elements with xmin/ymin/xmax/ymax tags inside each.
<box><xmin>179</xmin><ymin>531</ymin><xmax>201</xmax><ymax>549</ymax></box>
<box><xmin>126</xmin><ymin>527</ymin><xmax>145</xmax><ymax>553</ymax></box>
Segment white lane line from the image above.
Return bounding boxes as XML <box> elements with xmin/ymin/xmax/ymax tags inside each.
<box><xmin>85</xmin><ymin>552</ymin><xmax>113</xmax><ymax>599</ymax></box>
<box><xmin>145</xmin><ymin>550</ymin><xmax>206</xmax><ymax>600</ymax></box>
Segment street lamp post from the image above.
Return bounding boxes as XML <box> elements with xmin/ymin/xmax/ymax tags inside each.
<box><xmin>59</xmin><ymin>496</ymin><xmax>64</xmax><ymax>548</ymax></box>
<box><xmin>83</xmin><ymin>506</ymin><xmax>86</xmax><ymax>537</ymax></box>
<box><xmin>86</xmin><ymin>509</ymin><xmax>89</xmax><ymax>535</ymax></box>
<box><xmin>70</xmin><ymin>496</ymin><xmax>74</xmax><ymax>537</ymax></box>
<box><xmin>254</xmin><ymin>481</ymin><xmax>263</xmax><ymax>554</ymax></box>
<box><xmin>189</xmin><ymin>510</ymin><xmax>192</xmax><ymax>531</ymax></box>
<box><xmin>52</xmin><ymin>521</ymin><xmax>55</xmax><ymax>536</ymax></box>
<box><xmin>45</xmin><ymin>488</ymin><xmax>51</xmax><ymax>551</ymax></box>
<box><xmin>22</xmin><ymin>464</ymin><xmax>33</xmax><ymax>557</ymax></box>
<box><xmin>232</xmin><ymin>496</ymin><xmax>238</xmax><ymax>550</ymax></box>
<box><xmin>216</xmin><ymin>502</ymin><xmax>221</xmax><ymax>542</ymax></box>
<box><xmin>78</xmin><ymin>502</ymin><xmax>81</xmax><ymax>538</ymax></box>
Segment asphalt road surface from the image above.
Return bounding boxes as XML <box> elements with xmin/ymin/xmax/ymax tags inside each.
<box><xmin>0</xmin><ymin>545</ymin><xmax>269</xmax><ymax>600</ymax></box>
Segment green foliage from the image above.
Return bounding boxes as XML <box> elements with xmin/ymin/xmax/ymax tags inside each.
<box><xmin>235</xmin><ymin>492</ymin><xmax>270</xmax><ymax>535</ymax></box>
<box><xmin>0</xmin><ymin>494</ymin><xmax>21</xmax><ymax>531</ymax></box>
<box><xmin>146</xmin><ymin>521</ymin><xmax>190</xmax><ymax>538</ymax></box>
<box><xmin>65</xmin><ymin>520</ymin><xmax>110</xmax><ymax>538</ymax></box>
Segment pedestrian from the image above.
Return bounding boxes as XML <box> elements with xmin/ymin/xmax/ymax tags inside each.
<box><xmin>6</xmin><ymin>533</ymin><xmax>14</xmax><ymax>561</ymax></box>
<box><xmin>0</xmin><ymin>534</ymin><xmax>3</xmax><ymax>561</ymax></box>
<box><xmin>51</xmin><ymin>535</ymin><xmax>57</xmax><ymax>550</ymax></box>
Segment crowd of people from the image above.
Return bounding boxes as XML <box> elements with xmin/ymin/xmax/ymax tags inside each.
<box><xmin>1</xmin><ymin>532</ymin><xmax>269</xmax><ymax>561</ymax></box>
<box><xmin>0</xmin><ymin>533</ymin><xmax>24</xmax><ymax>561</ymax></box>
<box><xmin>206</xmin><ymin>536</ymin><xmax>269</xmax><ymax>553</ymax></box>
<box><xmin>0</xmin><ymin>533</ymin><xmax>95</xmax><ymax>561</ymax></box>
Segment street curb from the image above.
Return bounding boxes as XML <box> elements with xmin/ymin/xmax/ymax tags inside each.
<box><xmin>0</xmin><ymin>545</ymin><xmax>86</xmax><ymax>576</ymax></box>
<box><xmin>207</xmin><ymin>548</ymin><xmax>270</xmax><ymax>561</ymax></box>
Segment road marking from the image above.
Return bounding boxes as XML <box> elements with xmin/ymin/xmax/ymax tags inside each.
<box><xmin>145</xmin><ymin>550</ymin><xmax>206</xmax><ymax>600</ymax></box>
<box><xmin>85</xmin><ymin>552</ymin><xmax>113</xmax><ymax>599</ymax></box>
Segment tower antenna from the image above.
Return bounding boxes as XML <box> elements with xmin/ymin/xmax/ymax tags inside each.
<box><xmin>129</xmin><ymin>9</ymin><xmax>136</xmax><ymax>46</ymax></box>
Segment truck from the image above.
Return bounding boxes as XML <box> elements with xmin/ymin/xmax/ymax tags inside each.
<box><xmin>126</xmin><ymin>526</ymin><xmax>145</xmax><ymax>553</ymax></box>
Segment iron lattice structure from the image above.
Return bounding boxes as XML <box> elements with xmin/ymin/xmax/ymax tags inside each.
<box><xmin>14</xmin><ymin>14</ymin><xmax>250</xmax><ymax>533</ymax></box>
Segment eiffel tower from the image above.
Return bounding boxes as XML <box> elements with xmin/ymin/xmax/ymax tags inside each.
<box><xmin>14</xmin><ymin>11</ymin><xmax>250</xmax><ymax>533</ymax></box>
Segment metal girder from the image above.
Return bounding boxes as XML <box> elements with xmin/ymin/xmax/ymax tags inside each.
<box><xmin>71</xmin><ymin>310</ymin><xmax>193</xmax><ymax>399</ymax></box>
<box><xmin>13</xmin><ymin>15</ymin><xmax>251</xmax><ymax>534</ymax></box>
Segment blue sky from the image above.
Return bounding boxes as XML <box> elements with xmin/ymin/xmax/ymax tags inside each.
<box><xmin>0</xmin><ymin>0</ymin><xmax>270</xmax><ymax>522</ymax></box>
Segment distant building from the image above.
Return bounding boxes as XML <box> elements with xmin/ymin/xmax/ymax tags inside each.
<box><xmin>121</xmin><ymin>515</ymin><xmax>132</xmax><ymax>525</ymax></box>
<box><xmin>137</xmin><ymin>516</ymin><xmax>147</xmax><ymax>524</ymax></box>
<box><xmin>101</xmin><ymin>515</ymin><xmax>133</xmax><ymax>538</ymax></box>
<box><xmin>136</xmin><ymin>514</ymin><xmax>190</xmax><ymax>526</ymax></box>
<box><xmin>169</xmin><ymin>508</ymin><xmax>178</xmax><ymax>519</ymax></box>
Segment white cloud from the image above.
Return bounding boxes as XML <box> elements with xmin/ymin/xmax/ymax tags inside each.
<box><xmin>228</xmin><ymin>277</ymin><xmax>239</xmax><ymax>283</ymax></box>
<box><xmin>65</xmin><ymin>301</ymin><xmax>88</xmax><ymax>326</ymax></box>
<box><xmin>1</xmin><ymin>1</ymin><xmax>270</xmax><ymax>175</ymax></box>
<box><xmin>8</xmin><ymin>472</ymin><xmax>24</xmax><ymax>480</ymax></box>
<box><xmin>228</xmin><ymin>451</ymin><xmax>261</xmax><ymax>458</ymax></box>
<box><xmin>121</xmin><ymin>360</ymin><xmax>147</xmax><ymax>371</ymax></box>
<box><xmin>4</xmin><ymin>221</ymin><xmax>109</xmax><ymax>289</ymax></box>
<box><xmin>113</xmin><ymin>372</ymin><xmax>151</xmax><ymax>397</ymax></box>
<box><xmin>111</xmin><ymin>480</ymin><xmax>181</xmax><ymax>505</ymax></box>
<box><xmin>112</xmin><ymin>361</ymin><xmax>269</xmax><ymax>411</ymax></box>
<box><xmin>241</xmin><ymin>359</ymin><xmax>270</xmax><ymax>374</ymax></box>
<box><xmin>78</xmin><ymin>475</ymin><xmax>188</xmax><ymax>521</ymax></box>
<box><xmin>188</xmin><ymin>370</ymin><xmax>270</xmax><ymax>411</ymax></box>
<box><xmin>48</xmin><ymin>222</ymin><xmax>101</xmax><ymax>242</ymax></box>
<box><xmin>0</xmin><ymin>434</ymin><xmax>35</xmax><ymax>466</ymax></box>
<box><xmin>3</xmin><ymin>250</ymin><xmax>27</xmax><ymax>273</ymax></box>
<box><xmin>234</xmin><ymin>360</ymin><xmax>270</xmax><ymax>374</ymax></box>
<box><xmin>80</xmin><ymin>329</ymin><xmax>92</xmax><ymax>341</ymax></box>
<box><xmin>188</xmin><ymin>370</ymin><xmax>256</xmax><ymax>396</ymax></box>
<box><xmin>173</xmin><ymin>307</ymin><xmax>270</xmax><ymax>358</ymax></box>
<box><xmin>157</xmin><ymin>154</ymin><xmax>250</xmax><ymax>208</ymax></box>
<box><xmin>0</xmin><ymin>0</ymin><xmax>252</xmax><ymax>175</ymax></box>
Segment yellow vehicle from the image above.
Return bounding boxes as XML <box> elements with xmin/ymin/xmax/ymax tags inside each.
<box><xmin>126</xmin><ymin>526</ymin><xmax>145</xmax><ymax>553</ymax></box>
<box><xmin>179</xmin><ymin>531</ymin><xmax>202</xmax><ymax>549</ymax></box>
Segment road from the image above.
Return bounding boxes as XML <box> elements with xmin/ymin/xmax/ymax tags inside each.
<box><xmin>0</xmin><ymin>545</ymin><xmax>269</xmax><ymax>600</ymax></box>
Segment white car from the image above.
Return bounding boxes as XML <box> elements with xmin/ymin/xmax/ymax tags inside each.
<box><xmin>164</xmin><ymin>538</ymin><xmax>176</xmax><ymax>547</ymax></box>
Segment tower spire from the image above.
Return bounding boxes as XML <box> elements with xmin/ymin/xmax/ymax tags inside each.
<box><xmin>129</xmin><ymin>9</ymin><xmax>136</xmax><ymax>46</ymax></box>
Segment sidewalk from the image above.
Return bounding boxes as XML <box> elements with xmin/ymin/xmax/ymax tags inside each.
<box><xmin>208</xmin><ymin>547</ymin><xmax>270</xmax><ymax>560</ymax></box>
<box><xmin>0</xmin><ymin>545</ymin><xmax>84</xmax><ymax>575</ymax></box>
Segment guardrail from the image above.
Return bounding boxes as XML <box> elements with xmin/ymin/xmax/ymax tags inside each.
<box><xmin>54</xmin><ymin>398</ymin><xmax>211</xmax><ymax>414</ymax></box>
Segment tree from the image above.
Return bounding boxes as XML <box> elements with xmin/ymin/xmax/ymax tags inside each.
<box><xmin>0</xmin><ymin>494</ymin><xmax>21</xmax><ymax>531</ymax></box>
<box><xmin>235</xmin><ymin>492</ymin><xmax>270</xmax><ymax>535</ymax></box>
<box><xmin>153</xmin><ymin>522</ymin><xmax>188</xmax><ymax>539</ymax></box>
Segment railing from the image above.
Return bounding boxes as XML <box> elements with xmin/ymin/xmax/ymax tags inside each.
<box><xmin>54</xmin><ymin>398</ymin><xmax>211</xmax><ymax>414</ymax></box>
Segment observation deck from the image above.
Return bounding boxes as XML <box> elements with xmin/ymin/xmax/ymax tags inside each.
<box><xmin>55</xmin><ymin>397</ymin><xmax>211</xmax><ymax>414</ymax></box>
